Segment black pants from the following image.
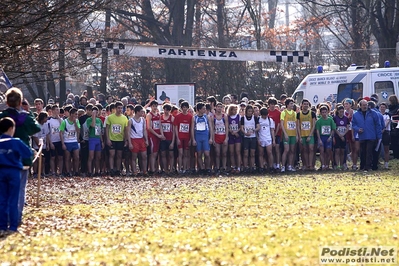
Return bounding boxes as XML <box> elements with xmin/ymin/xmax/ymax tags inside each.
<box><xmin>372</xmin><ymin>140</ymin><xmax>382</xmax><ymax>170</ymax></box>
<box><xmin>391</xmin><ymin>133</ymin><xmax>399</xmax><ymax>159</ymax></box>
<box><xmin>359</xmin><ymin>140</ymin><xmax>376</xmax><ymax>171</ymax></box>
<box><xmin>80</xmin><ymin>140</ymin><xmax>89</xmax><ymax>173</ymax></box>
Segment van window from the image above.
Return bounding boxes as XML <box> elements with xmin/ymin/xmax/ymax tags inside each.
<box><xmin>337</xmin><ymin>83</ymin><xmax>363</xmax><ymax>103</ymax></box>
<box><xmin>374</xmin><ymin>81</ymin><xmax>394</xmax><ymax>103</ymax></box>
<box><xmin>293</xmin><ymin>91</ymin><xmax>303</xmax><ymax>104</ymax></box>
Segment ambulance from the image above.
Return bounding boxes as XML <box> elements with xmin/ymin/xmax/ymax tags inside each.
<box><xmin>292</xmin><ymin>64</ymin><xmax>399</xmax><ymax>105</ymax></box>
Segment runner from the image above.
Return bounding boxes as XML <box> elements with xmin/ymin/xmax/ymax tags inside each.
<box><xmin>105</xmin><ymin>101</ymin><xmax>128</xmax><ymax>176</ymax></box>
<box><xmin>213</xmin><ymin>102</ymin><xmax>229</xmax><ymax>174</ymax></box>
<box><xmin>173</xmin><ymin>101</ymin><xmax>193</xmax><ymax>173</ymax></box>
<box><xmin>257</xmin><ymin>107</ymin><xmax>275</xmax><ymax>173</ymax></box>
<box><xmin>297</xmin><ymin>99</ymin><xmax>316</xmax><ymax>170</ymax></box>
<box><xmin>160</xmin><ymin>103</ymin><xmax>175</xmax><ymax>175</ymax></box>
<box><xmin>280</xmin><ymin>98</ymin><xmax>298</xmax><ymax>172</ymax></box>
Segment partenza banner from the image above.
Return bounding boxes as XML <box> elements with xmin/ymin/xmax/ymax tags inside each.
<box><xmin>82</xmin><ymin>42</ymin><xmax>310</xmax><ymax>63</ymax></box>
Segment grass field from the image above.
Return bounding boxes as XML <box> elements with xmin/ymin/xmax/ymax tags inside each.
<box><xmin>1</xmin><ymin>165</ymin><xmax>399</xmax><ymax>265</ymax></box>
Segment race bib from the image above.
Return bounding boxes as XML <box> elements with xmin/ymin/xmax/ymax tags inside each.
<box><xmin>67</xmin><ymin>131</ymin><xmax>76</xmax><ymax>139</ymax></box>
<box><xmin>162</xmin><ymin>123</ymin><xmax>171</xmax><ymax>132</ymax></box>
<box><xmin>196</xmin><ymin>122</ymin><xmax>206</xmax><ymax>131</ymax></box>
<box><xmin>216</xmin><ymin>126</ymin><xmax>226</xmax><ymax>134</ymax></box>
<box><xmin>112</xmin><ymin>124</ymin><xmax>122</xmax><ymax>134</ymax></box>
<box><xmin>153</xmin><ymin>120</ymin><xmax>161</xmax><ymax>130</ymax></box>
<box><xmin>287</xmin><ymin>121</ymin><xmax>296</xmax><ymax>130</ymax></box>
<box><xmin>179</xmin><ymin>123</ymin><xmax>189</xmax><ymax>133</ymax></box>
<box><xmin>229</xmin><ymin>124</ymin><xmax>239</xmax><ymax>131</ymax></box>
<box><xmin>52</xmin><ymin>127</ymin><xmax>60</xmax><ymax>135</ymax></box>
<box><xmin>83</xmin><ymin>129</ymin><xmax>89</xmax><ymax>139</ymax></box>
<box><xmin>321</xmin><ymin>125</ymin><xmax>331</xmax><ymax>135</ymax></box>
<box><xmin>301</xmin><ymin>121</ymin><xmax>311</xmax><ymax>130</ymax></box>
<box><xmin>95</xmin><ymin>126</ymin><xmax>101</xmax><ymax>136</ymax></box>
<box><xmin>337</xmin><ymin>126</ymin><xmax>346</xmax><ymax>134</ymax></box>
<box><xmin>245</xmin><ymin>127</ymin><xmax>255</xmax><ymax>134</ymax></box>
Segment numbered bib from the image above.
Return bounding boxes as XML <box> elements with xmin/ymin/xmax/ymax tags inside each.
<box><xmin>196</xmin><ymin>122</ymin><xmax>206</xmax><ymax>131</ymax></box>
<box><xmin>83</xmin><ymin>129</ymin><xmax>89</xmax><ymax>139</ymax></box>
<box><xmin>216</xmin><ymin>126</ymin><xmax>226</xmax><ymax>134</ymax></box>
<box><xmin>112</xmin><ymin>124</ymin><xmax>122</xmax><ymax>134</ymax></box>
<box><xmin>153</xmin><ymin>120</ymin><xmax>161</xmax><ymax>130</ymax></box>
<box><xmin>245</xmin><ymin>127</ymin><xmax>255</xmax><ymax>134</ymax></box>
<box><xmin>179</xmin><ymin>123</ymin><xmax>189</xmax><ymax>133</ymax></box>
<box><xmin>287</xmin><ymin>121</ymin><xmax>296</xmax><ymax>130</ymax></box>
<box><xmin>321</xmin><ymin>125</ymin><xmax>331</xmax><ymax>135</ymax></box>
<box><xmin>337</xmin><ymin>126</ymin><xmax>346</xmax><ymax>134</ymax></box>
<box><xmin>52</xmin><ymin>127</ymin><xmax>60</xmax><ymax>134</ymax></box>
<box><xmin>229</xmin><ymin>124</ymin><xmax>238</xmax><ymax>131</ymax></box>
<box><xmin>162</xmin><ymin>123</ymin><xmax>171</xmax><ymax>132</ymax></box>
<box><xmin>95</xmin><ymin>126</ymin><xmax>101</xmax><ymax>136</ymax></box>
<box><xmin>301</xmin><ymin>121</ymin><xmax>311</xmax><ymax>130</ymax></box>
<box><xmin>67</xmin><ymin>131</ymin><xmax>76</xmax><ymax>139</ymax></box>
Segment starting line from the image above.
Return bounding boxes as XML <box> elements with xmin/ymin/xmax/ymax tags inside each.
<box><xmin>82</xmin><ymin>42</ymin><xmax>310</xmax><ymax>63</ymax></box>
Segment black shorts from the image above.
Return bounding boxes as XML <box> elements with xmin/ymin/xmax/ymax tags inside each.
<box><xmin>243</xmin><ymin>137</ymin><xmax>257</xmax><ymax>150</ymax></box>
<box><xmin>382</xmin><ymin>131</ymin><xmax>391</xmax><ymax>146</ymax></box>
<box><xmin>160</xmin><ymin>140</ymin><xmax>173</xmax><ymax>152</ymax></box>
<box><xmin>334</xmin><ymin>136</ymin><xmax>346</xmax><ymax>149</ymax></box>
<box><xmin>109</xmin><ymin>140</ymin><xmax>125</xmax><ymax>151</ymax></box>
<box><xmin>50</xmin><ymin>141</ymin><xmax>64</xmax><ymax>157</ymax></box>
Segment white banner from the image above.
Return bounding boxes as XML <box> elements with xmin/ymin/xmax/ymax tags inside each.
<box><xmin>83</xmin><ymin>42</ymin><xmax>309</xmax><ymax>63</ymax></box>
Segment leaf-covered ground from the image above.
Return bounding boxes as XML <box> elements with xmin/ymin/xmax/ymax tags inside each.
<box><xmin>1</xmin><ymin>166</ymin><xmax>399</xmax><ymax>265</ymax></box>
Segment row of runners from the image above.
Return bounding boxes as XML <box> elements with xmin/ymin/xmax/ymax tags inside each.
<box><xmin>30</xmin><ymin>93</ymin><xmax>389</xmax><ymax>177</ymax></box>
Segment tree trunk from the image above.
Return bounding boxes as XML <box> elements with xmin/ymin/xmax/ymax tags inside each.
<box><xmin>59</xmin><ymin>42</ymin><xmax>66</xmax><ymax>105</ymax></box>
<box><xmin>377</xmin><ymin>37</ymin><xmax>398</xmax><ymax>67</ymax></box>
<box><xmin>165</xmin><ymin>59</ymin><xmax>191</xmax><ymax>83</ymax></box>
<box><xmin>100</xmin><ymin>8</ymin><xmax>111</xmax><ymax>95</ymax></box>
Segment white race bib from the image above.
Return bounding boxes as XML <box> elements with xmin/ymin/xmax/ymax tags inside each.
<box><xmin>337</xmin><ymin>126</ymin><xmax>346</xmax><ymax>134</ymax></box>
<box><xmin>301</xmin><ymin>121</ymin><xmax>310</xmax><ymax>130</ymax></box>
<box><xmin>84</xmin><ymin>129</ymin><xmax>89</xmax><ymax>139</ymax></box>
<box><xmin>162</xmin><ymin>123</ymin><xmax>171</xmax><ymax>132</ymax></box>
<box><xmin>52</xmin><ymin>127</ymin><xmax>60</xmax><ymax>135</ymax></box>
<box><xmin>229</xmin><ymin>124</ymin><xmax>239</xmax><ymax>131</ymax></box>
<box><xmin>196</xmin><ymin>122</ymin><xmax>206</xmax><ymax>131</ymax></box>
<box><xmin>112</xmin><ymin>124</ymin><xmax>122</xmax><ymax>134</ymax></box>
<box><xmin>153</xmin><ymin>120</ymin><xmax>161</xmax><ymax>130</ymax></box>
<box><xmin>67</xmin><ymin>131</ymin><xmax>76</xmax><ymax>139</ymax></box>
<box><xmin>216</xmin><ymin>126</ymin><xmax>226</xmax><ymax>134</ymax></box>
<box><xmin>287</xmin><ymin>121</ymin><xmax>296</xmax><ymax>130</ymax></box>
<box><xmin>179</xmin><ymin>123</ymin><xmax>189</xmax><ymax>133</ymax></box>
<box><xmin>321</xmin><ymin>125</ymin><xmax>331</xmax><ymax>135</ymax></box>
<box><xmin>95</xmin><ymin>126</ymin><xmax>101</xmax><ymax>136</ymax></box>
<box><xmin>245</xmin><ymin>126</ymin><xmax>255</xmax><ymax>134</ymax></box>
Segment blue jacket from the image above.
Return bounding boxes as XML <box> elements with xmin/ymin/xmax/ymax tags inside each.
<box><xmin>0</xmin><ymin>134</ymin><xmax>33</xmax><ymax>170</ymax></box>
<box><xmin>352</xmin><ymin>108</ymin><xmax>382</xmax><ymax>140</ymax></box>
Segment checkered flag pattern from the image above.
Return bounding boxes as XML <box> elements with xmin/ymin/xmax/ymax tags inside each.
<box><xmin>82</xmin><ymin>42</ymin><xmax>125</xmax><ymax>56</ymax></box>
<box><xmin>270</xmin><ymin>51</ymin><xmax>309</xmax><ymax>63</ymax></box>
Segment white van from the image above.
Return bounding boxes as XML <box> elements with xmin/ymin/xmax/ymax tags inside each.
<box><xmin>292</xmin><ymin>66</ymin><xmax>399</xmax><ymax>105</ymax></box>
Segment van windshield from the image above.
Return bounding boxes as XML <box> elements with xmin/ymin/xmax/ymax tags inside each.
<box><xmin>337</xmin><ymin>83</ymin><xmax>363</xmax><ymax>103</ymax></box>
<box><xmin>293</xmin><ymin>91</ymin><xmax>303</xmax><ymax>104</ymax></box>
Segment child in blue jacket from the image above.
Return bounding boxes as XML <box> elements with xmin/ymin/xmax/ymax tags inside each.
<box><xmin>0</xmin><ymin>117</ymin><xmax>33</xmax><ymax>232</ymax></box>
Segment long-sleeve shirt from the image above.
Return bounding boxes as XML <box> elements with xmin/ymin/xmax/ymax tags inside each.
<box><xmin>0</xmin><ymin>134</ymin><xmax>33</xmax><ymax>170</ymax></box>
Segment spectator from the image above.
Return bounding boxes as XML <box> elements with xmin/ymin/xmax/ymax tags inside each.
<box><xmin>97</xmin><ymin>93</ymin><xmax>107</xmax><ymax>108</ymax></box>
<box><xmin>352</xmin><ymin>100</ymin><xmax>382</xmax><ymax>172</ymax></box>
<box><xmin>388</xmin><ymin>95</ymin><xmax>399</xmax><ymax>158</ymax></box>
<box><xmin>0</xmin><ymin>88</ymin><xmax>40</xmax><ymax>225</ymax></box>
<box><xmin>0</xmin><ymin>117</ymin><xmax>33</xmax><ymax>233</ymax></box>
